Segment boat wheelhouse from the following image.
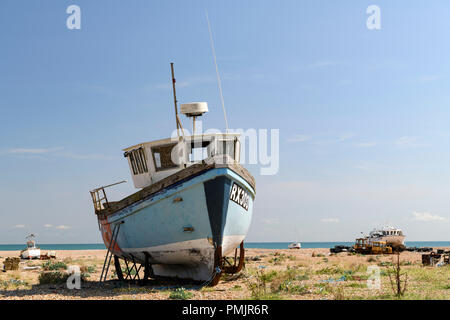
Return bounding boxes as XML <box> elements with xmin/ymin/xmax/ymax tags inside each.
<box><xmin>122</xmin><ymin>132</ymin><xmax>242</xmax><ymax>189</ymax></box>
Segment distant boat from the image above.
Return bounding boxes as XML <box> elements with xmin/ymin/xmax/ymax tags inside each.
<box><xmin>20</xmin><ymin>234</ymin><xmax>41</xmax><ymax>259</ymax></box>
<box><xmin>364</xmin><ymin>226</ymin><xmax>406</xmax><ymax>248</ymax></box>
<box><xmin>288</xmin><ymin>242</ymin><xmax>301</xmax><ymax>249</ymax></box>
<box><xmin>289</xmin><ymin>228</ymin><xmax>302</xmax><ymax>249</ymax></box>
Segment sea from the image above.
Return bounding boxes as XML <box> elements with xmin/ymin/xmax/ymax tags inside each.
<box><xmin>0</xmin><ymin>241</ymin><xmax>449</xmax><ymax>251</ymax></box>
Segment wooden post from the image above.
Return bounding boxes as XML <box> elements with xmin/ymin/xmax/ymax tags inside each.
<box><xmin>171</xmin><ymin>63</ymin><xmax>180</xmax><ymax>137</ymax></box>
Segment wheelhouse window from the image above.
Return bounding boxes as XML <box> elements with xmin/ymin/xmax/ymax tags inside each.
<box><xmin>189</xmin><ymin>140</ymin><xmax>211</xmax><ymax>162</ymax></box>
<box><xmin>124</xmin><ymin>148</ymin><xmax>148</xmax><ymax>175</ymax></box>
<box><xmin>217</xmin><ymin>139</ymin><xmax>235</xmax><ymax>159</ymax></box>
<box><xmin>151</xmin><ymin>143</ymin><xmax>178</xmax><ymax>171</ymax></box>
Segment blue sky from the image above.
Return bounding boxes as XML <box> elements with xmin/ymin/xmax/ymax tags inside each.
<box><xmin>1</xmin><ymin>0</ymin><xmax>450</xmax><ymax>243</ymax></box>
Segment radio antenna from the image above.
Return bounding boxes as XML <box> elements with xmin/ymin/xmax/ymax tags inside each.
<box><xmin>205</xmin><ymin>9</ymin><xmax>229</xmax><ymax>133</ymax></box>
<box><xmin>170</xmin><ymin>62</ymin><xmax>184</xmax><ymax>138</ymax></box>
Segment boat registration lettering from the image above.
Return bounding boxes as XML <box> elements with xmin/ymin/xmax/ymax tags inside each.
<box><xmin>229</xmin><ymin>183</ymin><xmax>250</xmax><ymax>211</ymax></box>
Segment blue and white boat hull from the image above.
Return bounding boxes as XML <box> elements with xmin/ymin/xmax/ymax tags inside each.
<box><xmin>98</xmin><ymin>167</ymin><xmax>255</xmax><ymax>282</ymax></box>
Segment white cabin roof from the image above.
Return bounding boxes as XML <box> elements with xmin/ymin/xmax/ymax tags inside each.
<box><xmin>122</xmin><ymin>132</ymin><xmax>242</xmax><ymax>189</ymax></box>
<box><xmin>123</xmin><ymin>133</ymin><xmax>241</xmax><ymax>152</ymax></box>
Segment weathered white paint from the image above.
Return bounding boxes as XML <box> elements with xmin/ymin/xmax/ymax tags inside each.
<box><xmin>121</xmin><ymin>235</ymin><xmax>245</xmax><ymax>281</ymax></box>
<box><xmin>123</xmin><ymin>133</ymin><xmax>242</xmax><ymax>189</ymax></box>
<box><xmin>21</xmin><ymin>248</ymin><xmax>41</xmax><ymax>259</ymax></box>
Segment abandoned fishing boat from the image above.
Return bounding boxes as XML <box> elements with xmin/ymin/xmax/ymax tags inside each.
<box><xmin>90</xmin><ymin>64</ymin><xmax>255</xmax><ymax>285</ymax></box>
<box><xmin>20</xmin><ymin>234</ymin><xmax>41</xmax><ymax>259</ymax></box>
<box><xmin>363</xmin><ymin>226</ymin><xmax>406</xmax><ymax>249</ymax></box>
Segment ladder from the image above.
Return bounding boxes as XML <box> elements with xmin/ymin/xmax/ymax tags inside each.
<box><xmin>100</xmin><ymin>222</ymin><xmax>123</xmax><ymax>282</ymax></box>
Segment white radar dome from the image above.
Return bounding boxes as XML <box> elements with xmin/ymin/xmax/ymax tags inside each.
<box><xmin>180</xmin><ymin>102</ymin><xmax>209</xmax><ymax>117</ymax></box>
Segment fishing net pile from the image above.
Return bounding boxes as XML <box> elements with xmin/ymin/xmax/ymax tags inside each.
<box><xmin>3</xmin><ymin>257</ymin><xmax>20</xmax><ymax>271</ymax></box>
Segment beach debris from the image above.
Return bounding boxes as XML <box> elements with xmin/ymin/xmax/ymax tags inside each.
<box><xmin>246</xmin><ymin>256</ymin><xmax>261</xmax><ymax>262</ymax></box>
<box><xmin>422</xmin><ymin>252</ymin><xmax>449</xmax><ymax>267</ymax></box>
<box><xmin>321</xmin><ymin>275</ymin><xmax>347</xmax><ymax>283</ymax></box>
<box><xmin>422</xmin><ymin>252</ymin><xmax>441</xmax><ymax>266</ymax></box>
<box><xmin>330</xmin><ymin>245</ymin><xmax>354</xmax><ymax>254</ymax></box>
<box><xmin>223</xmin><ymin>272</ymin><xmax>245</xmax><ymax>282</ymax></box>
<box><xmin>406</xmin><ymin>247</ymin><xmax>434</xmax><ymax>252</ymax></box>
<box><xmin>3</xmin><ymin>257</ymin><xmax>20</xmax><ymax>271</ymax></box>
<box><xmin>40</xmin><ymin>251</ymin><xmax>57</xmax><ymax>260</ymax></box>
<box><xmin>23</xmin><ymin>266</ymin><xmax>41</xmax><ymax>270</ymax></box>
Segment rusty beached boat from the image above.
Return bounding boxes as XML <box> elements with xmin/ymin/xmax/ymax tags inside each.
<box><xmin>90</xmin><ymin>64</ymin><xmax>255</xmax><ymax>285</ymax></box>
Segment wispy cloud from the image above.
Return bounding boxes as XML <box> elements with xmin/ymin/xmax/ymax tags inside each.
<box><xmin>395</xmin><ymin>136</ymin><xmax>422</xmax><ymax>148</ymax></box>
<box><xmin>7</xmin><ymin>147</ymin><xmax>63</xmax><ymax>154</ymax></box>
<box><xmin>418</xmin><ymin>75</ymin><xmax>441</xmax><ymax>83</ymax></box>
<box><xmin>286</xmin><ymin>135</ymin><xmax>312</xmax><ymax>143</ymax></box>
<box><xmin>55</xmin><ymin>225</ymin><xmax>71</xmax><ymax>230</ymax></box>
<box><xmin>411</xmin><ymin>211</ymin><xmax>449</xmax><ymax>222</ymax></box>
<box><xmin>321</xmin><ymin>218</ymin><xmax>340</xmax><ymax>223</ymax></box>
<box><xmin>354</xmin><ymin>142</ymin><xmax>377</xmax><ymax>148</ymax></box>
<box><xmin>14</xmin><ymin>224</ymin><xmax>26</xmax><ymax>228</ymax></box>
<box><xmin>287</xmin><ymin>133</ymin><xmax>356</xmax><ymax>145</ymax></box>
<box><xmin>44</xmin><ymin>224</ymin><xmax>53</xmax><ymax>228</ymax></box>
<box><xmin>56</xmin><ymin>153</ymin><xmax>114</xmax><ymax>160</ymax></box>
<box><xmin>312</xmin><ymin>133</ymin><xmax>355</xmax><ymax>145</ymax></box>
<box><xmin>2</xmin><ymin>147</ymin><xmax>112</xmax><ymax>161</ymax></box>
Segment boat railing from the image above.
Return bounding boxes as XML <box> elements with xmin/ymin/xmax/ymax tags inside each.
<box><xmin>90</xmin><ymin>180</ymin><xmax>127</xmax><ymax>213</ymax></box>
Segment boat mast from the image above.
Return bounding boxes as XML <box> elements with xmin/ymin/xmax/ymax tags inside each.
<box><xmin>170</xmin><ymin>63</ymin><xmax>184</xmax><ymax>138</ymax></box>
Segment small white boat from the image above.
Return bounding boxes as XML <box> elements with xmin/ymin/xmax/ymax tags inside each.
<box><xmin>288</xmin><ymin>242</ymin><xmax>301</xmax><ymax>249</ymax></box>
<box><xmin>20</xmin><ymin>234</ymin><xmax>41</xmax><ymax>259</ymax></box>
